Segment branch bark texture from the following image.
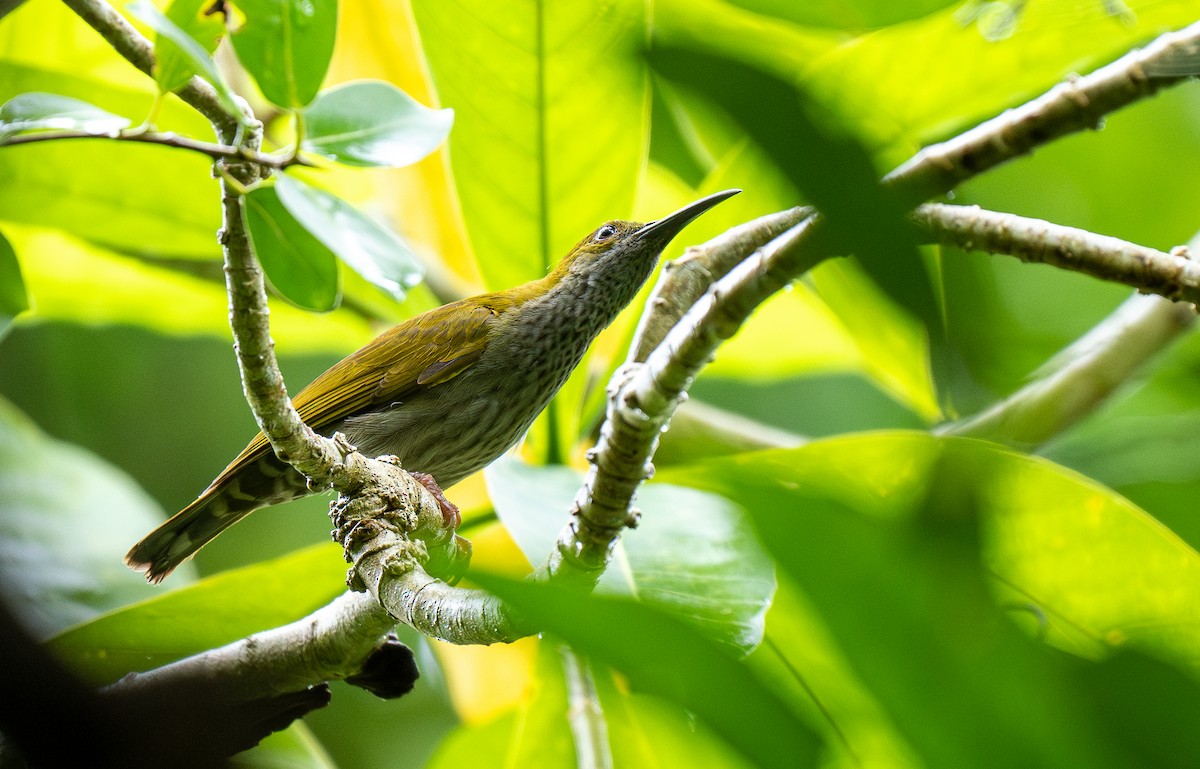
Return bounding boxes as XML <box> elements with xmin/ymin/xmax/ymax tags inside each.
<box><xmin>914</xmin><ymin>203</ymin><xmax>1200</xmax><ymax>304</ymax></box>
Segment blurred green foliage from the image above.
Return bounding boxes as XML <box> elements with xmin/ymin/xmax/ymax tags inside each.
<box><xmin>2</xmin><ymin>0</ymin><xmax>1200</xmax><ymax>768</ymax></box>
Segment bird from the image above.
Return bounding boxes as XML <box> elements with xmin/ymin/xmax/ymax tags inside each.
<box><xmin>126</xmin><ymin>189</ymin><xmax>740</xmax><ymax>582</ymax></box>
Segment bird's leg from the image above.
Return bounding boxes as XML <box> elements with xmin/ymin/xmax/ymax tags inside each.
<box><xmin>410</xmin><ymin>472</ymin><xmax>461</xmax><ymax>529</ymax></box>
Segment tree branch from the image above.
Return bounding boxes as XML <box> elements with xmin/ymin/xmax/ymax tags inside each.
<box><xmin>914</xmin><ymin>203</ymin><xmax>1200</xmax><ymax>304</ymax></box>
<box><xmin>886</xmin><ymin>20</ymin><xmax>1200</xmax><ymax>201</ymax></box>
<box><xmin>545</xmin><ymin>217</ymin><xmax>827</xmax><ymax>584</ymax></box>
<box><xmin>630</xmin><ymin>206</ymin><xmax>813</xmax><ymax>362</ymax></box>
<box><xmin>942</xmin><ymin>292</ymin><xmax>1195</xmax><ymax>448</ymax></box>
<box><xmin>105</xmin><ymin>591</ymin><xmax>396</xmax><ymax>702</ymax></box>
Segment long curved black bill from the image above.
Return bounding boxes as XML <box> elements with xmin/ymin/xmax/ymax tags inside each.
<box><xmin>634</xmin><ymin>189</ymin><xmax>741</xmax><ymax>245</ymax></box>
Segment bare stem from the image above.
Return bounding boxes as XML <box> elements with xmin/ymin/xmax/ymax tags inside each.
<box><xmin>2</xmin><ymin>129</ymin><xmax>312</xmax><ymax>168</ymax></box>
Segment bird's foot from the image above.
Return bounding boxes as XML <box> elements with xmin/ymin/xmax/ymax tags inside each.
<box><xmin>411</xmin><ymin>472</ymin><xmax>461</xmax><ymax>529</ymax></box>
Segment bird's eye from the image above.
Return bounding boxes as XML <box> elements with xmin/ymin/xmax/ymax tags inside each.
<box><xmin>594</xmin><ymin>224</ymin><xmax>618</xmax><ymax>242</ymax></box>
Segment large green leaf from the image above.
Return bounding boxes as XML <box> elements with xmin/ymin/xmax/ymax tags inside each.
<box><xmin>476</xmin><ymin>574</ymin><xmax>822</xmax><ymax>769</ymax></box>
<box><xmin>0</xmin><ymin>91</ymin><xmax>130</xmax><ymax>139</ymax></box>
<box><xmin>245</xmin><ymin>184</ymin><xmax>342</xmax><ymax>312</ymax></box>
<box><xmin>49</xmin><ymin>542</ymin><xmax>346</xmax><ymax>684</ymax></box>
<box><xmin>725</xmin><ymin>0</ymin><xmax>959</xmax><ymax>29</ymax></box>
<box><xmin>798</xmin><ymin>0</ymin><xmax>1200</xmax><ymax>160</ymax></box>
<box><xmin>484</xmin><ymin>457</ymin><xmax>775</xmax><ymax>652</ymax></box>
<box><xmin>666</xmin><ymin>433</ymin><xmax>1200</xmax><ymax>668</ymax></box>
<box><xmin>274</xmin><ymin>173</ymin><xmax>423</xmax><ymax>302</ymax></box>
<box><xmin>231</xmin><ymin>0</ymin><xmax>338</xmax><ymax>108</ymax></box>
<box><xmin>4</xmin><ymin>224</ymin><xmax>381</xmax><ymax>353</ymax></box>
<box><xmin>0</xmin><ymin>229</ymin><xmax>28</xmax><ymax>339</ymax></box>
<box><xmin>410</xmin><ymin>0</ymin><xmax>649</xmax><ymax>290</ymax></box>
<box><xmin>0</xmin><ymin>140</ymin><xmax>220</xmax><ymax>257</ymax></box>
<box><xmin>0</xmin><ymin>398</ymin><xmax>168</xmax><ymax>639</ymax></box>
<box><xmin>663</xmin><ymin>433</ymin><xmax>1200</xmax><ymax>766</ymax></box>
<box><xmin>302</xmin><ymin>80</ymin><xmax>453</xmax><ymax>168</ymax></box>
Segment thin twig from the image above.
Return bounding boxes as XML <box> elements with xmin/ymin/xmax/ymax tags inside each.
<box><xmin>561</xmin><ymin>646</ymin><xmax>613</xmax><ymax>769</ymax></box>
<box><xmin>1</xmin><ymin>128</ymin><xmax>313</xmax><ymax>168</ymax></box>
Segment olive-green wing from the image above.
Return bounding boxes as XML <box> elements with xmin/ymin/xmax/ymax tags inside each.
<box><xmin>204</xmin><ymin>300</ymin><xmax>501</xmax><ymax>492</ymax></box>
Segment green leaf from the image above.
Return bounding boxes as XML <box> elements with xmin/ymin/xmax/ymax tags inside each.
<box><xmin>235</xmin><ymin>723</ymin><xmax>340</xmax><ymax>769</ymax></box>
<box><xmin>0</xmin><ymin>230</ymin><xmax>28</xmax><ymax>339</ymax></box>
<box><xmin>230</xmin><ymin>0</ymin><xmax>338</xmax><ymax>109</ymax></box>
<box><xmin>0</xmin><ymin>91</ymin><xmax>130</xmax><ymax>139</ymax></box>
<box><xmin>0</xmin><ymin>397</ymin><xmax>168</xmax><ymax>639</ymax></box>
<box><xmin>725</xmin><ymin>0</ymin><xmax>959</xmax><ymax>29</ymax></box>
<box><xmin>244</xmin><ymin>184</ymin><xmax>341</xmax><ymax>312</ymax></box>
<box><xmin>302</xmin><ymin>79</ymin><xmax>453</xmax><ymax>168</ymax></box>
<box><xmin>274</xmin><ymin>173</ymin><xmax>422</xmax><ymax>301</ymax></box>
<box><xmin>154</xmin><ymin>0</ymin><xmax>227</xmax><ymax>93</ymax></box>
<box><xmin>484</xmin><ymin>457</ymin><xmax>775</xmax><ymax>653</ymax></box>
<box><xmin>410</xmin><ymin>0</ymin><xmax>649</xmax><ymax>290</ymax></box>
<box><xmin>428</xmin><ymin>642</ymin><xmax>574</xmax><ymax>769</ymax></box>
<box><xmin>476</xmin><ymin>574</ymin><xmax>822</xmax><ymax>769</ymax></box>
<box><xmin>49</xmin><ymin>542</ymin><xmax>346</xmax><ymax>684</ymax></box>
<box><xmin>796</xmin><ymin>0</ymin><xmax>1200</xmax><ymax>160</ymax></box>
<box><xmin>663</xmin><ymin>433</ymin><xmax>1200</xmax><ymax>767</ymax></box>
<box><xmin>2</xmin><ymin>224</ymin><xmax>383</xmax><ymax>353</ymax></box>
<box><xmin>0</xmin><ymin>140</ymin><xmax>219</xmax><ymax>257</ymax></box>
<box><xmin>127</xmin><ymin>0</ymin><xmax>251</xmax><ymax>125</ymax></box>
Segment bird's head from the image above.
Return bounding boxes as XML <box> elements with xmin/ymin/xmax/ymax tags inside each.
<box><xmin>550</xmin><ymin>189</ymin><xmax>741</xmax><ymax>288</ymax></box>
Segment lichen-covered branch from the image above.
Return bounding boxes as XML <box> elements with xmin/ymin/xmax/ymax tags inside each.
<box><xmin>66</xmin><ymin>0</ymin><xmax>494</xmax><ymax>645</ymax></box>
<box><xmin>887</xmin><ymin>20</ymin><xmax>1200</xmax><ymax>201</ymax></box>
<box><xmin>914</xmin><ymin>203</ymin><xmax>1200</xmax><ymax>304</ymax></box>
<box><xmin>942</xmin><ymin>293</ymin><xmax>1195</xmax><ymax>448</ymax></box>
<box><xmin>341</xmin><ymin>520</ymin><xmax>525</xmax><ymax>644</ymax></box>
<box><xmin>104</xmin><ymin>591</ymin><xmax>397</xmax><ymax>702</ymax></box>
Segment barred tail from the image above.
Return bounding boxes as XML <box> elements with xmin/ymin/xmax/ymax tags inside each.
<box><xmin>125</xmin><ymin>455</ymin><xmax>309</xmax><ymax>583</ymax></box>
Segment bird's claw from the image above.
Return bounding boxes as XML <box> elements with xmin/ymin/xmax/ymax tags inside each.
<box><xmin>410</xmin><ymin>472</ymin><xmax>461</xmax><ymax>529</ymax></box>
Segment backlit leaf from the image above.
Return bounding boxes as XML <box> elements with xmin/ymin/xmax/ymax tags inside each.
<box><xmin>302</xmin><ymin>79</ymin><xmax>453</xmax><ymax>168</ymax></box>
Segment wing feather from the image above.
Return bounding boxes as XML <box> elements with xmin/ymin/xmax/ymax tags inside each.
<box><xmin>204</xmin><ymin>299</ymin><xmax>502</xmax><ymax>493</ymax></box>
